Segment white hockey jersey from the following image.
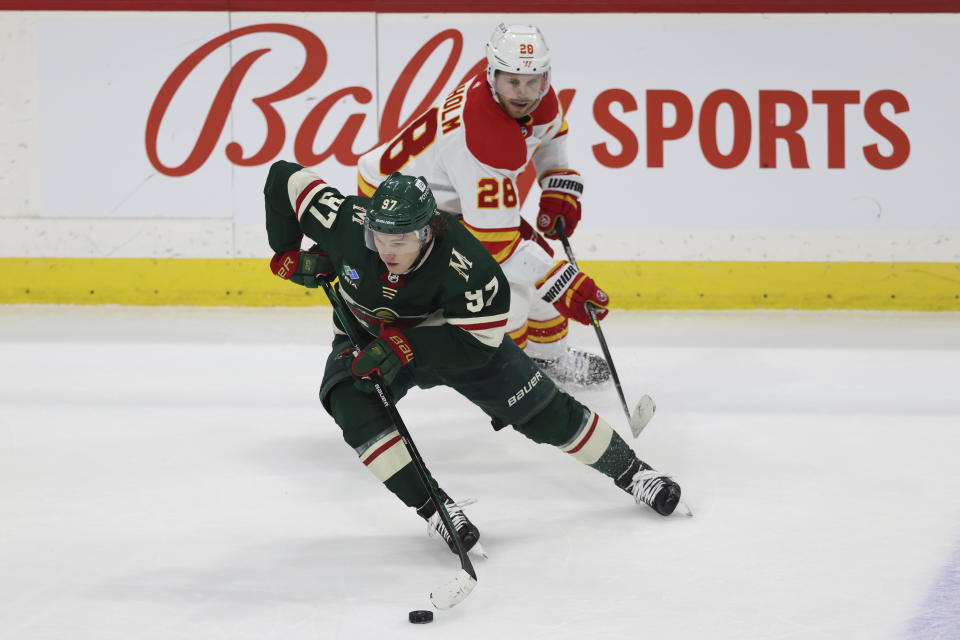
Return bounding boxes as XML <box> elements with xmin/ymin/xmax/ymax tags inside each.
<box><xmin>358</xmin><ymin>72</ymin><xmax>570</xmax><ymax>285</ymax></box>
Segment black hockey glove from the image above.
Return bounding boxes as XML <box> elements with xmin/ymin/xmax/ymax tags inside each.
<box><xmin>269</xmin><ymin>244</ymin><xmax>335</xmax><ymax>288</ymax></box>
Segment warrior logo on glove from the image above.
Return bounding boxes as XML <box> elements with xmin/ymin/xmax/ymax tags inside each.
<box><xmin>536</xmin><ymin>260</ymin><xmax>610</xmax><ymax>326</ymax></box>
<box><xmin>537</xmin><ymin>169</ymin><xmax>584</xmax><ymax>239</ymax></box>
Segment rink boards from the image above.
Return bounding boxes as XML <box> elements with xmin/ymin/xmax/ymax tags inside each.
<box><xmin>1</xmin><ymin>257</ymin><xmax>957</xmax><ymax>310</ymax></box>
<box><xmin>1</xmin><ymin>6</ymin><xmax>958</xmax><ymax>309</ymax></box>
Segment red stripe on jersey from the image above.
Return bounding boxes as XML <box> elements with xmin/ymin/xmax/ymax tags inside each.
<box><xmin>479</xmin><ymin>236</ymin><xmax>520</xmax><ymax>263</ymax></box>
<box><xmin>295</xmin><ymin>179</ymin><xmax>326</xmax><ymax>216</ymax></box>
<box><xmin>460</xmin><ymin>221</ymin><xmax>518</xmax><ymax>234</ymax></box>
<box><xmin>452</xmin><ymin>318</ymin><xmax>508</xmax><ymax>331</ymax></box>
<box><xmin>567</xmin><ymin>413</ymin><xmax>599</xmax><ymax>455</ymax></box>
<box><xmin>460</xmin><ymin>220</ymin><xmax>523</xmax><ymax>263</ymax></box>
<box><xmin>363</xmin><ymin>435</ymin><xmax>402</xmax><ymax>466</ymax></box>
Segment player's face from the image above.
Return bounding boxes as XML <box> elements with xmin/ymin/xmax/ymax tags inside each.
<box><xmin>373</xmin><ymin>230</ymin><xmax>425</xmax><ymax>274</ymax></box>
<box><xmin>493</xmin><ymin>71</ymin><xmax>545</xmax><ymax>119</ymax></box>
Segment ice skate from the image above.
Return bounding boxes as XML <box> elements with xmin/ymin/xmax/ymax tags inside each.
<box><xmin>417</xmin><ymin>492</ymin><xmax>486</xmax><ymax>558</ymax></box>
<box><xmin>616</xmin><ymin>459</ymin><xmax>688</xmax><ymax>516</ymax></box>
<box><xmin>531</xmin><ymin>346</ymin><xmax>610</xmax><ymax>387</ymax></box>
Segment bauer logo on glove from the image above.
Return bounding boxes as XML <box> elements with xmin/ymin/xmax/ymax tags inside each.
<box><xmin>269</xmin><ymin>244</ymin><xmax>336</xmax><ymax>288</ymax></box>
<box><xmin>386</xmin><ymin>333</ymin><xmax>414</xmax><ymax>363</ymax></box>
<box><xmin>349</xmin><ymin>328</ymin><xmax>415</xmax><ymax>391</ymax></box>
<box><xmin>275</xmin><ymin>253</ymin><xmax>297</xmax><ymax>279</ymax></box>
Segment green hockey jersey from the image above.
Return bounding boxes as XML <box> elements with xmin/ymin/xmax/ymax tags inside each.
<box><xmin>264</xmin><ymin>160</ymin><xmax>511</xmax><ymax>372</ymax></box>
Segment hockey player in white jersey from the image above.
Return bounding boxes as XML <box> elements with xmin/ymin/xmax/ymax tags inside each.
<box><xmin>358</xmin><ymin>23</ymin><xmax>611</xmax><ymax>387</ymax></box>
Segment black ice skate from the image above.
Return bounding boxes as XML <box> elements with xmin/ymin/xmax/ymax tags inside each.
<box><xmin>531</xmin><ymin>346</ymin><xmax>611</xmax><ymax>387</ymax></box>
<box><xmin>417</xmin><ymin>491</ymin><xmax>486</xmax><ymax>557</ymax></box>
<box><xmin>616</xmin><ymin>459</ymin><xmax>690</xmax><ymax>516</ymax></box>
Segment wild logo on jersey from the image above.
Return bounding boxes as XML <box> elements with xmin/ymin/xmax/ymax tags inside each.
<box><xmin>340</xmin><ymin>289</ymin><xmax>430</xmax><ymax>333</ymax></box>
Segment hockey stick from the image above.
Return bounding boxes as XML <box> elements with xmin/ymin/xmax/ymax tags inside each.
<box><xmin>554</xmin><ymin>219</ymin><xmax>656</xmax><ymax>438</ymax></box>
<box><xmin>319</xmin><ymin>279</ymin><xmax>477</xmax><ymax>609</ymax></box>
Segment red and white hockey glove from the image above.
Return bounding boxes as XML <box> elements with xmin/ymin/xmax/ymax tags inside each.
<box><xmin>536</xmin><ymin>261</ymin><xmax>610</xmax><ymax>326</ymax></box>
<box><xmin>536</xmin><ymin>169</ymin><xmax>584</xmax><ymax>239</ymax></box>
<box><xmin>269</xmin><ymin>244</ymin><xmax>336</xmax><ymax>288</ymax></box>
<box><xmin>350</xmin><ymin>327</ymin><xmax>414</xmax><ymax>391</ymax></box>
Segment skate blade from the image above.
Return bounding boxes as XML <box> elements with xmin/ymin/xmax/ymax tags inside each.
<box><xmin>675</xmin><ymin>499</ymin><xmax>694</xmax><ymax>517</ymax></box>
<box><xmin>469</xmin><ymin>541</ymin><xmax>488</xmax><ymax>559</ymax></box>
<box><xmin>629</xmin><ymin>395</ymin><xmax>656</xmax><ymax>438</ymax></box>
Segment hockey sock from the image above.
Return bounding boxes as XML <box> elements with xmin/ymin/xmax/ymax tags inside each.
<box><xmin>559</xmin><ymin>409</ymin><xmax>645</xmax><ymax>483</ymax></box>
<box><xmin>558</xmin><ymin>409</ymin><xmax>641</xmax><ymax>483</ymax></box>
<box><xmin>354</xmin><ymin>426</ymin><xmax>438</xmax><ymax>508</ymax></box>
<box><xmin>383</xmin><ymin>464</ymin><xmax>435</xmax><ymax>508</ymax></box>
<box><xmin>589</xmin><ymin>430</ymin><xmax>641</xmax><ymax>481</ymax></box>
<box><xmin>327</xmin><ymin>382</ymin><xmax>440</xmax><ymax>510</ymax></box>
<box><xmin>512</xmin><ymin>392</ymin><xmax>640</xmax><ymax>480</ymax></box>
<box><xmin>558</xmin><ymin>409</ymin><xmax>614</xmax><ymax>466</ymax></box>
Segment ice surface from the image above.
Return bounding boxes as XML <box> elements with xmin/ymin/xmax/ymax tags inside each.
<box><xmin>1</xmin><ymin>305</ymin><xmax>959</xmax><ymax>640</ymax></box>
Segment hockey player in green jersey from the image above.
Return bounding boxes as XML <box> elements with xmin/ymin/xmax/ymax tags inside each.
<box><xmin>264</xmin><ymin>160</ymin><xmax>684</xmax><ymax>554</ymax></box>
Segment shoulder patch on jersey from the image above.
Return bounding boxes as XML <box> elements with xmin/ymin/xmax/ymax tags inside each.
<box><xmin>463</xmin><ymin>77</ymin><xmax>527</xmax><ymax>171</ymax></box>
<box><xmin>349</xmin><ymin>197</ymin><xmax>368</xmax><ymax>224</ymax></box>
<box><xmin>530</xmin><ymin>87</ymin><xmax>560</xmax><ymax>126</ymax></box>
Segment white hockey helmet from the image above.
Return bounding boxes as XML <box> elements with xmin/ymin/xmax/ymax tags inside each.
<box><xmin>485</xmin><ymin>23</ymin><xmax>552</xmax><ymax>99</ymax></box>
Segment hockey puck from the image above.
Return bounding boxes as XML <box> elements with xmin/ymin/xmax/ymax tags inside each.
<box><xmin>408</xmin><ymin>610</ymin><xmax>433</xmax><ymax>624</ymax></box>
